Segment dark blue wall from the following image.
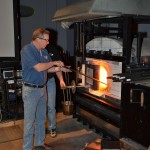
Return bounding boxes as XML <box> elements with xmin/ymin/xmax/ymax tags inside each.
<box><xmin>20</xmin><ymin>0</ymin><xmax>75</xmax><ymax>55</ymax></box>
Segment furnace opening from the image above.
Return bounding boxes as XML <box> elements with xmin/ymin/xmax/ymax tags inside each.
<box><xmin>99</xmin><ymin>66</ymin><xmax>108</xmax><ymax>91</ymax></box>
<box><xmin>84</xmin><ymin>59</ymin><xmax>122</xmax><ymax>100</ymax></box>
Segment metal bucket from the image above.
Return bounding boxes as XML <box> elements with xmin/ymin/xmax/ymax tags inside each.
<box><xmin>62</xmin><ymin>101</ymin><xmax>74</xmax><ymax>115</ymax></box>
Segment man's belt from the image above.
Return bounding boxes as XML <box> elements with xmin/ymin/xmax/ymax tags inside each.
<box><xmin>23</xmin><ymin>82</ymin><xmax>45</xmax><ymax>88</ymax></box>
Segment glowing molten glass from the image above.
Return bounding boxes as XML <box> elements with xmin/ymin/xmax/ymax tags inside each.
<box><xmin>99</xmin><ymin>66</ymin><xmax>107</xmax><ymax>90</ymax></box>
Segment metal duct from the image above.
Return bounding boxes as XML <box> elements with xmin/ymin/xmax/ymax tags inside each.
<box><xmin>52</xmin><ymin>0</ymin><xmax>150</xmax><ymax>22</ymax></box>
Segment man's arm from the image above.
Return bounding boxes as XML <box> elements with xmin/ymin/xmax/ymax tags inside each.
<box><xmin>33</xmin><ymin>61</ymin><xmax>64</xmax><ymax>72</ymax></box>
<box><xmin>48</xmin><ymin>66</ymin><xmax>71</xmax><ymax>88</ymax></box>
<box><xmin>56</xmin><ymin>71</ymin><xmax>66</xmax><ymax>88</ymax></box>
<box><xmin>48</xmin><ymin>66</ymin><xmax>71</xmax><ymax>73</ymax></box>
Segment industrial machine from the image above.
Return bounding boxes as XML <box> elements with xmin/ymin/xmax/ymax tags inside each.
<box><xmin>52</xmin><ymin>0</ymin><xmax>150</xmax><ymax>148</ymax></box>
<box><xmin>72</xmin><ymin>18</ymin><xmax>150</xmax><ymax>148</ymax></box>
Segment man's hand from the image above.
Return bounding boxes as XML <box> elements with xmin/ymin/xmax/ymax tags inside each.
<box><xmin>48</xmin><ymin>65</ymin><xmax>72</xmax><ymax>73</ymax></box>
<box><xmin>61</xmin><ymin>66</ymin><xmax>72</xmax><ymax>72</ymax></box>
<box><xmin>60</xmin><ymin>80</ymin><xmax>66</xmax><ymax>88</ymax></box>
<box><xmin>53</xmin><ymin>61</ymin><xmax>64</xmax><ymax>67</ymax></box>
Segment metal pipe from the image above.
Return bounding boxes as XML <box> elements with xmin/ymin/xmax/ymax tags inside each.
<box><xmin>63</xmin><ymin>66</ymin><xmax>107</xmax><ymax>85</ymax></box>
<box><xmin>63</xmin><ymin>85</ymin><xmax>90</xmax><ymax>89</ymax></box>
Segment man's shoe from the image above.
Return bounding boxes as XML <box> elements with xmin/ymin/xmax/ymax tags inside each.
<box><xmin>49</xmin><ymin>129</ymin><xmax>57</xmax><ymax>138</ymax></box>
<box><xmin>44</xmin><ymin>144</ymin><xmax>54</xmax><ymax>149</ymax></box>
<box><xmin>34</xmin><ymin>144</ymin><xmax>54</xmax><ymax>150</ymax></box>
<box><xmin>34</xmin><ymin>146</ymin><xmax>45</xmax><ymax>150</ymax></box>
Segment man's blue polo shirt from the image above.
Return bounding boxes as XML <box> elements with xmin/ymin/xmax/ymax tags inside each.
<box><xmin>21</xmin><ymin>42</ymin><xmax>51</xmax><ymax>85</ymax></box>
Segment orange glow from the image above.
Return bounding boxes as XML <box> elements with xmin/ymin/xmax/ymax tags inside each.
<box><xmin>99</xmin><ymin>66</ymin><xmax>107</xmax><ymax>90</ymax></box>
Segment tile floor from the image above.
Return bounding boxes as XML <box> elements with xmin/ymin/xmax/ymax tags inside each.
<box><xmin>0</xmin><ymin>112</ymin><xmax>101</xmax><ymax>150</ymax></box>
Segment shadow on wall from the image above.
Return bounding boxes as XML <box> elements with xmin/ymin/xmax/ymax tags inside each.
<box><xmin>45</xmin><ymin>28</ymin><xmax>64</xmax><ymax>60</ymax></box>
<box><xmin>45</xmin><ymin>28</ymin><xmax>74</xmax><ymax>112</ymax></box>
<box><xmin>45</xmin><ymin>28</ymin><xmax>73</xmax><ymax>67</ymax></box>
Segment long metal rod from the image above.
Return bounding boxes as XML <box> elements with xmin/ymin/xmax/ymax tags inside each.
<box><xmin>64</xmin><ymin>66</ymin><xmax>107</xmax><ymax>85</ymax></box>
<box><xmin>67</xmin><ymin>72</ymin><xmax>72</xmax><ymax>101</ymax></box>
<box><xmin>64</xmin><ymin>85</ymin><xmax>90</xmax><ymax>88</ymax></box>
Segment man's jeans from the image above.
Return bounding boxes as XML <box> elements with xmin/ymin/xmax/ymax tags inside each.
<box><xmin>22</xmin><ymin>85</ymin><xmax>47</xmax><ymax>150</ymax></box>
<box><xmin>47</xmin><ymin>77</ymin><xmax>56</xmax><ymax>130</ymax></box>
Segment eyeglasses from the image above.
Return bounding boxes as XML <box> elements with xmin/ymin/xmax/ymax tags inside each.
<box><xmin>38</xmin><ymin>37</ymin><xmax>49</xmax><ymax>42</ymax></box>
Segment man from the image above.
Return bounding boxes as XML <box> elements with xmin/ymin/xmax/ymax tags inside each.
<box><xmin>21</xmin><ymin>27</ymin><xmax>70</xmax><ymax>150</ymax></box>
<box><xmin>46</xmin><ymin>44</ymin><xmax>65</xmax><ymax>137</ymax></box>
